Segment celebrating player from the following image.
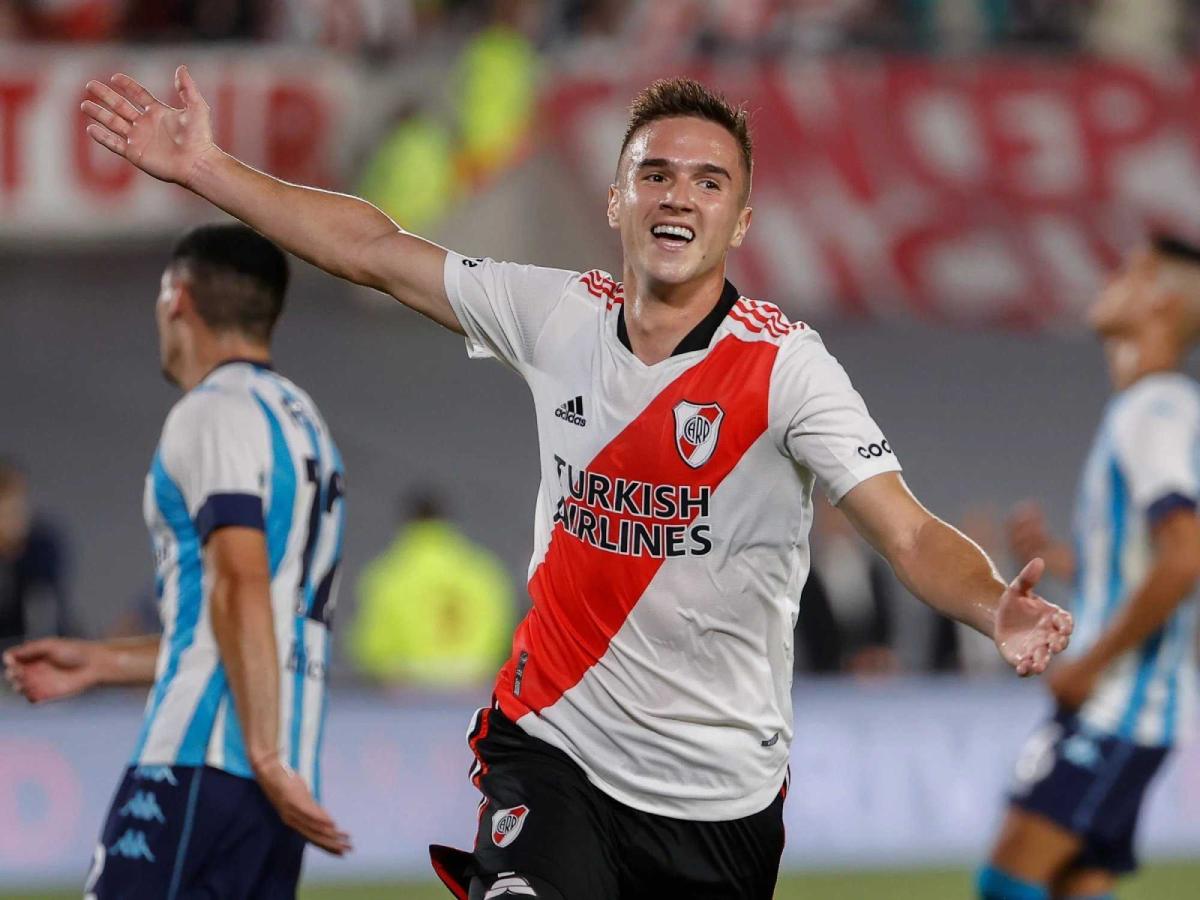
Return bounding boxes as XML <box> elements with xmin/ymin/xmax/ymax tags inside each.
<box><xmin>979</xmin><ymin>237</ymin><xmax>1200</xmax><ymax>900</ymax></box>
<box><xmin>77</xmin><ymin>68</ymin><xmax>1071</xmax><ymax>899</ymax></box>
<box><xmin>3</xmin><ymin>224</ymin><xmax>349</xmax><ymax>898</ymax></box>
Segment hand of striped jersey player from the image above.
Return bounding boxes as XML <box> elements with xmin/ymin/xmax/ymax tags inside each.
<box><xmin>994</xmin><ymin>557</ymin><xmax>1074</xmax><ymax>676</ymax></box>
<box><xmin>252</xmin><ymin>750</ymin><xmax>352</xmax><ymax>856</ymax></box>
<box><xmin>3</xmin><ymin>638</ymin><xmax>106</xmax><ymax>703</ymax></box>
<box><xmin>81</xmin><ymin>65</ymin><xmax>217</xmax><ymax>189</ymax></box>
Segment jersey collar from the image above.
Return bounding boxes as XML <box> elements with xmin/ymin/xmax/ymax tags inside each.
<box><xmin>617</xmin><ymin>279</ymin><xmax>741</xmax><ymax>357</ymax></box>
<box><xmin>200</xmin><ymin>357</ymin><xmax>275</xmax><ymax>384</ymax></box>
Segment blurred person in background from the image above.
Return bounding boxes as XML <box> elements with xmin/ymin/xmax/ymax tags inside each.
<box><xmin>979</xmin><ymin>235</ymin><xmax>1200</xmax><ymax>900</ymax></box>
<box><xmin>3</xmin><ymin>224</ymin><xmax>350</xmax><ymax>897</ymax></box>
<box><xmin>0</xmin><ymin>458</ymin><xmax>76</xmax><ymax>655</ymax></box>
<box><xmin>349</xmin><ymin>490</ymin><xmax>513</xmax><ymax>687</ymax></box>
<box><xmin>794</xmin><ymin>496</ymin><xmax>899</xmax><ymax>676</ymax></box>
<box><xmin>80</xmin><ymin>66</ymin><xmax>1072</xmax><ymax>900</ymax></box>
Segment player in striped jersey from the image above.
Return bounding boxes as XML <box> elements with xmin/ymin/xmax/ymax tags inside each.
<box><xmin>3</xmin><ymin>224</ymin><xmax>349</xmax><ymax>898</ymax></box>
<box><xmin>978</xmin><ymin>237</ymin><xmax>1200</xmax><ymax>900</ymax></box>
<box><xmin>78</xmin><ymin>70</ymin><xmax>1072</xmax><ymax>899</ymax></box>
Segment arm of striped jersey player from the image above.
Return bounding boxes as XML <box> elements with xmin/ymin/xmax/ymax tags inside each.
<box><xmin>1049</xmin><ymin>507</ymin><xmax>1200</xmax><ymax>710</ymax></box>
<box><xmin>207</xmin><ymin>526</ymin><xmax>352</xmax><ymax>856</ymax></box>
<box><xmin>839</xmin><ymin>472</ymin><xmax>1073</xmax><ymax>677</ymax></box>
<box><xmin>80</xmin><ymin>66</ymin><xmax>461</xmax><ymax>334</ymax></box>
<box><xmin>2</xmin><ymin>634</ymin><xmax>159</xmax><ymax>702</ymax></box>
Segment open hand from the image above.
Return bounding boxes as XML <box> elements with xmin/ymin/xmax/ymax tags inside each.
<box><xmin>3</xmin><ymin>638</ymin><xmax>107</xmax><ymax>703</ymax></box>
<box><xmin>994</xmin><ymin>558</ymin><xmax>1074</xmax><ymax>676</ymax></box>
<box><xmin>253</xmin><ymin>753</ymin><xmax>352</xmax><ymax>856</ymax></box>
<box><xmin>81</xmin><ymin>65</ymin><xmax>217</xmax><ymax>187</ymax></box>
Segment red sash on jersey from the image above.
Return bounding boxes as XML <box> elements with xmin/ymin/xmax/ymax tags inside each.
<box><xmin>495</xmin><ymin>334</ymin><xmax>778</xmax><ymax>720</ymax></box>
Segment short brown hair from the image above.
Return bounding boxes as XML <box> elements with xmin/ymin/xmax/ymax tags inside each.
<box><xmin>620</xmin><ymin>78</ymin><xmax>753</xmax><ymax>178</ymax></box>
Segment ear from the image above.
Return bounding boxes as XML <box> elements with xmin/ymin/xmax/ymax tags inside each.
<box><xmin>606</xmin><ymin>184</ymin><xmax>620</xmax><ymax>231</ymax></box>
<box><xmin>729</xmin><ymin>205</ymin><xmax>753</xmax><ymax>249</ymax></box>
<box><xmin>163</xmin><ymin>278</ymin><xmax>191</xmax><ymax>322</ymax></box>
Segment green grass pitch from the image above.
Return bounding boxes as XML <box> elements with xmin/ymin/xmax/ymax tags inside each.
<box><xmin>8</xmin><ymin>862</ymin><xmax>1198</xmax><ymax>899</ymax></box>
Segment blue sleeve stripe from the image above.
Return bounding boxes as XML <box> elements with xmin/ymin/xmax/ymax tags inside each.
<box><xmin>1147</xmin><ymin>491</ymin><xmax>1197</xmax><ymax>528</ymax></box>
<box><xmin>194</xmin><ymin>493</ymin><xmax>265</xmax><ymax>543</ymax></box>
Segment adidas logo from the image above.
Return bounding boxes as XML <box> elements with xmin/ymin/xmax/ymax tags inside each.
<box><xmin>485</xmin><ymin>873</ymin><xmax>538</xmax><ymax>898</ymax></box>
<box><xmin>555</xmin><ymin>396</ymin><xmax>586</xmax><ymax>427</ymax></box>
<box><xmin>109</xmin><ymin>828</ymin><xmax>155</xmax><ymax>862</ymax></box>
<box><xmin>119</xmin><ymin>791</ymin><xmax>165</xmax><ymax>823</ymax></box>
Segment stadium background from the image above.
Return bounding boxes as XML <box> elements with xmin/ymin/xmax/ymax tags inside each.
<box><xmin>3</xmin><ymin>1</ymin><xmax>1200</xmax><ymax>896</ymax></box>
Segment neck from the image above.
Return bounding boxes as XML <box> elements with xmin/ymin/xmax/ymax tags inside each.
<box><xmin>1109</xmin><ymin>331</ymin><xmax>1183</xmax><ymax>391</ymax></box>
<box><xmin>176</xmin><ymin>334</ymin><xmax>272</xmax><ymax>392</ymax></box>
<box><xmin>621</xmin><ymin>263</ymin><xmax>727</xmax><ymax>365</ymax></box>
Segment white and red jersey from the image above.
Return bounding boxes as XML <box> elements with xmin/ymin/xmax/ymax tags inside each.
<box><xmin>444</xmin><ymin>253</ymin><xmax>901</xmax><ymax>821</ymax></box>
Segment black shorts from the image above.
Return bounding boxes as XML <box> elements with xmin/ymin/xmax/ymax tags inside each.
<box><xmin>85</xmin><ymin>764</ymin><xmax>305</xmax><ymax>899</ymax></box>
<box><xmin>430</xmin><ymin>706</ymin><xmax>787</xmax><ymax>899</ymax></box>
<box><xmin>1008</xmin><ymin>711</ymin><xmax>1170</xmax><ymax>875</ymax></box>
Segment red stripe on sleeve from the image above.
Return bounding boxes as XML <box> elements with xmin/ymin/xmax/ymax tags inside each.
<box><xmin>494</xmin><ymin>334</ymin><xmax>779</xmax><ymax>720</ymax></box>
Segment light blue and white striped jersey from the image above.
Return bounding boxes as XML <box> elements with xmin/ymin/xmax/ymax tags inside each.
<box><xmin>1072</xmin><ymin>372</ymin><xmax>1200</xmax><ymax>746</ymax></box>
<box><xmin>134</xmin><ymin>359</ymin><xmax>345</xmax><ymax>793</ymax></box>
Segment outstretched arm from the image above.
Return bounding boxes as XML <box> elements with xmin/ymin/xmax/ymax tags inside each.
<box><xmin>838</xmin><ymin>473</ymin><xmax>1073</xmax><ymax>676</ymax></box>
<box><xmin>206</xmin><ymin>526</ymin><xmax>351</xmax><ymax>856</ymax></box>
<box><xmin>82</xmin><ymin>66</ymin><xmax>459</xmax><ymax>333</ymax></box>
<box><xmin>1048</xmin><ymin>507</ymin><xmax>1200</xmax><ymax>709</ymax></box>
<box><xmin>3</xmin><ymin>634</ymin><xmax>159</xmax><ymax>702</ymax></box>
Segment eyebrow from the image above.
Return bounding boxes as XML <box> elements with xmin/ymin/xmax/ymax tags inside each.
<box><xmin>637</xmin><ymin>158</ymin><xmax>733</xmax><ymax>181</ymax></box>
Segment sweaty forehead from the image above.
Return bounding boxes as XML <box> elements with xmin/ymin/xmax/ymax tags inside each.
<box><xmin>619</xmin><ymin>116</ymin><xmax>746</xmax><ymax>179</ymax></box>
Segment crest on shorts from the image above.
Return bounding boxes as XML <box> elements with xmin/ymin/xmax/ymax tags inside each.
<box><xmin>673</xmin><ymin>401</ymin><xmax>725</xmax><ymax>468</ymax></box>
<box><xmin>491</xmin><ymin>804</ymin><xmax>530</xmax><ymax>848</ymax></box>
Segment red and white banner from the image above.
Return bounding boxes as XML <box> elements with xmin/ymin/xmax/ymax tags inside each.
<box><xmin>0</xmin><ymin>48</ymin><xmax>353</xmax><ymax>240</ymax></box>
<box><xmin>544</xmin><ymin>60</ymin><xmax>1200</xmax><ymax>326</ymax></box>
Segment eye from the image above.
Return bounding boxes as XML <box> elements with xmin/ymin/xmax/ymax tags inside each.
<box><xmin>645</xmin><ymin>172</ymin><xmax>667</xmax><ymax>183</ymax></box>
<box><xmin>701</xmin><ymin>179</ymin><xmax>720</xmax><ymax>191</ymax></box>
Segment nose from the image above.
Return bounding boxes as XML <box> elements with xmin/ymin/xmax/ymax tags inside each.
<box><xmin>659</xmin><ymin>183</ymin><xmax>694</xmax><ymax>213</ymax></box>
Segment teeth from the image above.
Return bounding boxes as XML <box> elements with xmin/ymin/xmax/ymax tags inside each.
<box><xmin>652</xmin><ymin>224</ymin><xmax>694</xmax><ymax>241</ymax></box>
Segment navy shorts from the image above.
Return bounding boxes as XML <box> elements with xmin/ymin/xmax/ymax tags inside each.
<box><xmin>430</xmin><ymin>706</ymin><xmax>787</xmax><ymax>900</ymax></box>
<box><xmin>84</xmin><ymin>764</ymin><xmax>305</xmax><ymax>899</ymax></box>
<box><xmin>1007</xmin><ymin>711</ymin><xmax>1170</xmax><ymax>874</ymax></box>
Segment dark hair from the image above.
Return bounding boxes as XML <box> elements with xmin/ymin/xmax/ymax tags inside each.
<box><xmin>170</xmin><ymin>223</ymin><xmax>289</xmax><ymax>344</ymax></box>
<box><xmin>1152</xmin><ymin>233</ymin><xmax>1200</xmax><ymax>267</ymax></box>
<box><xmin>620</xmin><ymin>78</ymin><xmax>753</xmax><ymax>179</ymax></box>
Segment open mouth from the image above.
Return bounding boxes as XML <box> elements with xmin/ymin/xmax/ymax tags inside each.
<box><xmin>651</xmin><ymin>224</ymin><xmax>695</xmax><ymax>248</ymax></box>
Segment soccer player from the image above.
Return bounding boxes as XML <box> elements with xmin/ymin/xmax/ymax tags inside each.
<box><xmin>2</xmin><ymin>224</ymin><xmax>350</xmax><ymax>898</ymax></box>
<box><xmin>978</xmin><ymin>237</ymin><xmax>1200</xmax><ymax>900</ymax></box>
<box><xmin>77</xmin><ymin>68</ymin><xmax>1072</xmax><ymax>899</ymax></box>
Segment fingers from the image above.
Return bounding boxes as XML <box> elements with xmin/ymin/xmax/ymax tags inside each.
<box><xmin>1012</xmin><ymin>557</ymin><xmax>1045</xmax><ymax>594</ymax></box>
<box><xmin>5</xmin><ymin>639</ymin><xmax>54</xmax><ymax>663</ymax></box>
<box><xmin>1051</xmin><ymin>609</ymin><xmax>1074</xmax><ymax>635</ymax></box>
<box><xmin>110</xmin><ymin>73</ymin><xmax>161</xmax><ymax>111</ymax></box>
<box><xmin>85</xmin><ymin>80</ymin><xmax>143</xmax><ymax>121</ymax></box>
<box><xmin>86</xmin><ymin>123</ymin><xmax>129</xmax><ymax>157</ymax></box>
<box><xmin>81</xmin><ymin>100</ymin><xmax>131</xmax><ymax>138</ymax></box>
<box><xmin>175</xmin><ymin>65</ymin><xmax>206</xmax><ymax>109</ymax></box>
<box><xmin>289</xmin><ymin>804</ymin><xmax>351</xmax><ymax>855</ymax></box>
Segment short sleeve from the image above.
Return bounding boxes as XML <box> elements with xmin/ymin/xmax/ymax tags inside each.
<box><xmin>159</xmin><ymin>391</ymin><xmax>270</xmax><ymax>544</ymax></box>
<box><xmin>771</xmin><ymin>330</ymin><xmax>901</xmax><ymax>504</ymax></box>
<box><xmin>443</xmin><ymin>252</ymin><xmax>580</xmax><ymax>370</ymax></box>
<box><xmin>1112</xmin><ymin>379</ymin><xmax>1200</xmax><ymax>526</ymax></box>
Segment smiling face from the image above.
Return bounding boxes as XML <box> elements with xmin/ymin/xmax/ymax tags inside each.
<box><xmin>607</xmin><ymin>116</ymin><xmax>752</xmax><ymax>293</ymax></box>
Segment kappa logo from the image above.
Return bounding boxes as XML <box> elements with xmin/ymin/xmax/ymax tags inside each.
<box><xmin>484</xmin><ymin>873</ymin><xmax>538</xmax><ymax>898</ymax></box>
<box><xmin>673</xmin><ymin>401</ymin><xmax>725</xmax><ymax>468</ymax></box>
<box><xmin>555</xmin><ymin>396</ymin><xmax>586</xmax><ymax>427</ymax></box>
<box><xmin>132</xmin><ymin>765</ymin><xmax>177</xmax><ymax>786</ymax></box>
<box><xmin>491</xmin><ymin>804</ymin><xmax>530</xmax><ymax>848</ymax></box>
<box><xmin>109</xmin><ymin>828</ymin><xmax>155</xmax><ymax>862</ymax></box>
<box><xmin>118</xmin><ymin>791</ymin><xmax>165</xmax><ymax>823</ymax></box>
